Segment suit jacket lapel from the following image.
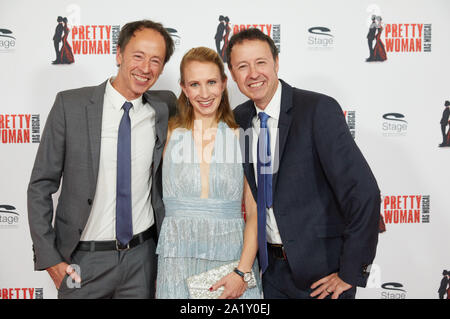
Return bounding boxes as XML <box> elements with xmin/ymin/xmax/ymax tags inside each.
<box><xmin>86</xmin><ymin>81</ymin><xmax>107</xmax><ymax>192</ymax></box>
<box><xmin>239</xmin><ymin>101</ymin><xmax>258</xmax><ymax>200</ymax></box>
<box><xmin>144</xmin><ymin>91</ymin><xmax>167</xmax><ymax>176</ymax></box>
<box><xmin>273</xmin><ymin>80</ymin><xmax>293</xmax><ymax>196</ymax></box>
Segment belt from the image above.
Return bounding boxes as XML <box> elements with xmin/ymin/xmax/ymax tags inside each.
<box><xmin>76</xmin><ymin>225</ymin><xmax>156</xmax><ymax>252</ymax></box>
<box><xmin>267</xmin><ymin>243</ymin><xmax>287</xmax><ymax>260</ymax></box>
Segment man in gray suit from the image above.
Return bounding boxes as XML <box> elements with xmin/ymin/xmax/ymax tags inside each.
<box><xmin>27</xmin><ymin>20</ymin><xmax>176</xmax><ymax>298</ymax></box>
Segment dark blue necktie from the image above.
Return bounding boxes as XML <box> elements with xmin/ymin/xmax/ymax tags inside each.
<box><xmin>257</xmin><ymin>112</ymin><xmax>272</xmax><ymax>273</ymax></box>
<box><xmin>116</xmin><ymin>101</ymin><xmax>133</xmax><ymax>246</ymax></box>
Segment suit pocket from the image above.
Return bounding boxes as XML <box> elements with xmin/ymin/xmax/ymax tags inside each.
<box><xmin>314</xmin><ymin>224</ymin><xmax>345</xmax><ymax>238</ymax></box>
<box><xmin>58</xmin><ymin>273</ymin><xmax>70</xmax><ymax>291</ymax></box>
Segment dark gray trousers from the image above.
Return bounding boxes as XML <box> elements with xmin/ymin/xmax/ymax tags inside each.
<box><xmin>262</xmin><ymin>253</ymin><xmax>356</xmax><ymax>299</ymax></box>
<box><xmin>57</xmin><ymin>238</ymin><xmax>157</xmax><ymax>299</ymax></box>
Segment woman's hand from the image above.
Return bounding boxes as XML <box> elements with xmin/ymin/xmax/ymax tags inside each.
<box><xmin>210</xmin><ymin>272</ymin><xmax>247</xmax><ymax>299</ymax></box>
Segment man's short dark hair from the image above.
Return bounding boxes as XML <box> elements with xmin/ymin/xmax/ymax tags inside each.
<box><xmin>226</xmin><ymin>28</ymin><xmax>278</xmax><ymax>67</ymax></box>
<box><xmin>445</xmin><ymin>100</ymin><xmax>450</xmax><ymax>107</ymax></box>
<box><xmin>118</xmin><ymin>20</ymin><xmax>174</xmax><ymax>64</ymax></box>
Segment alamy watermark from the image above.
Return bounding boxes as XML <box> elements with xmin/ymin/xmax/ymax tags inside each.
<box><xmin>168</xmin><ymin>120</ymin><xmax>279</xmax><ymax>175</ymax></box>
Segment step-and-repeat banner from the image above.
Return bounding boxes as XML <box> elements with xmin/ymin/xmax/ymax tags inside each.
<box><xmin>1</xmin><ymin>0</ymin><xmax>449</xmax><ymax>299</ymax></box>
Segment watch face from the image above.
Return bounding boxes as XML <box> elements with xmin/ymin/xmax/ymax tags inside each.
<box><xmin>243</xmin><ymin>273</ymin><xmax>252</xmax><ymax>282</ymax></box>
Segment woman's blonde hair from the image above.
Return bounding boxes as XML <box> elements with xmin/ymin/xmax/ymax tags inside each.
<box><xmin>169</xmin><ymin>46</ymin><xmax>238</xmax><ymax>130</ymax></box>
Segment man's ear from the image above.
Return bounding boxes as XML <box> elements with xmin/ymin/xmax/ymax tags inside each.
<box><xmin>229</xmin><ymin>65</ymin><xmax>237</xmax><ymax>82</ymax></box>
<box><xmin>116</xmin><ymin>46</ymin><xmax>122</xmax><ymax>67</ymax></box>
<box><xmin>274</xmin><ymin>56</ymin><xmax>279</xmax><ymax>74</ymax></box>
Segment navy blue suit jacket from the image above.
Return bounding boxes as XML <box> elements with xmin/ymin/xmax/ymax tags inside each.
<box><xmin>233</xmin><ymin>80</ymin><xmax>380</xmax><ymax>289</ymax></box>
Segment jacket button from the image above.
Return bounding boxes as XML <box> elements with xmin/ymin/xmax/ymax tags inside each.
<box><xmin>87</xmin><ymin>199</ymin><xmax>93</xmax><ymax>206</ymax></box>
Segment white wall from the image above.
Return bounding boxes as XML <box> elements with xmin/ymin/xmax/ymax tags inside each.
<box><xmin>0</xmin><ymin>0</ymin><xmax>448</xmax><ymax>299</ymax></box>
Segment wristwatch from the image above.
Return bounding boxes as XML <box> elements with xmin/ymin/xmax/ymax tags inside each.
<box><xmin>233</xmin><ymin>268</ymin><xmax>252</xmax><ymax>283</ymax></box>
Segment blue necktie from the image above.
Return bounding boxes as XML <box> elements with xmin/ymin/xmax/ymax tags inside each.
<box><xmin>257</xmin><ymin>112</ymin><xmax>272</xmax><ymax>273</ymax></box>
<box><xmin>116</xmin><ymin>101</ymin><xmax>133</xmax><ymax>246</ymax></box>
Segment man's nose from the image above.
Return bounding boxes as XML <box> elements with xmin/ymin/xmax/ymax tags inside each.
<box><xmin>140</xmin><ymin>59</ymin><xmax>152</xmax><ymax>73</ymax></box>
<box><xmin>249</xmin><ymin>65</ymin><xmax>259</xmax><ymax>79</ymax></box>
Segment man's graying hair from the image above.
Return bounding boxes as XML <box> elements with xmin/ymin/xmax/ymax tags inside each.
<box><xmin>117</xmin><ymin>19</ymin><xmax>174</xmax><ymax>64</ymax></box>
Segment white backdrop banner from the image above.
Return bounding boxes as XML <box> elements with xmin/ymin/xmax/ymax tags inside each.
<box><xmin>0</xmin><ymin>0</ymin><xmax>449</xmax><ymax>299</ymax></box>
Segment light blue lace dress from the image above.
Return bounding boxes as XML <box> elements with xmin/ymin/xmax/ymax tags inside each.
<box><xmin>156</xmin><ymin>121</ymin><xmax>262</xmax><ymax>299</ymax></box>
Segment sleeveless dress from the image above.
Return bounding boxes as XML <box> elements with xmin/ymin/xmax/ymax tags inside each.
<box><xmin>60</xmin><ymin>26</ymin><xmax>74</xmax><ymax>64</ymax></box>
<box><xmin>156</xmin><ymin>121</ymin><xmax>262</xmax><ymax>299</ymax></box>
<box><xmin>373</xmin><ymin>26</ymin><xmax>387</xmax><ymax>61</ymax></box>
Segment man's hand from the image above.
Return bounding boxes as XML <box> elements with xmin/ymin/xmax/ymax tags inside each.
<box><xmin>211</xmin><ymin>272</ymin><xmax>247</xmax><ymax>299</ymax></box>
<box><xmin>310</xmin><ymin>272</ymin><xmax>352</xmax><ymax>299</ymax></box>
<box><xmin>46</xmin><ymin>262</ymin><xmax>81</xmax><ymax>289</ymax></box>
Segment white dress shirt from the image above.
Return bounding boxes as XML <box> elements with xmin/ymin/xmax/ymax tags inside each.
<box><xmin>252</xmin><ymin>80</ymin><xmax>283</xmax><ymax>245</ymax></box>
<box><xmin>80</xmin><ymin>78</ymin><xmax>155</xmax><ymax>241</ymax></box>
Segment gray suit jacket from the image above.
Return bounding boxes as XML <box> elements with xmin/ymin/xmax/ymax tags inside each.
<box><xmin>27</xmin><ymin>80</ymin><xmax>176</xmax><ymax>271</ymax></box>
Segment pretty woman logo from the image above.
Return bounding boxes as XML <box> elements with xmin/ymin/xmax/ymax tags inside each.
<box><xmin>213</xmin><ymin>15</ymin><xmax>280</xmax><ymax>62</ymax></box>
<box><xmin>366</xmin><ymin>15</ymin><xmax>387</xmax><ymax>62</ymax></box>
<box><xmin>71</xmin><ymin>24</ymin><xmax>119</xmax><ymax>55</ymax></box>
<box><xmin>382</xmin><ymin>195</ymin><xmax>430</xmax><ymax>224</ymax></box>
<box><xmin>0</xmin><ymin>114</ymin><xmax>40</xmax><ymax>144</ymax></box>
<box><xmin>343</xmin><ymin>110</ymin><xmax>356</xmax><ymax>139</ymax></box>
<box><xmin>51</xmin><ymin>16</ymin><xmax>74</xmax><ymax>64</ymax></box>
<box><xmin>51</xmin><ymin>15</ymin><xmax>120</xmax><ymax>64</ymax></box>
<box><xmin>384</xmin><ymin>23</ymin><xmax>432</xmax><ymax>53</ymax></box>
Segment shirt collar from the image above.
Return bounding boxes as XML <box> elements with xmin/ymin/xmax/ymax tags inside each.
<box><xmin>105</xmin><ymin>77</ymin><xmax>144</xmax><ymax>112</ymax></box>
<box><xmin>254</xmin><ymin>80</ymin><xmax>282</xmax><ymax>121</ymax></box>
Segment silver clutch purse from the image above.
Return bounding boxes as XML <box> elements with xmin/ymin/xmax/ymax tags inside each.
<box><xmin>186</xmin><ymin>260</ymin><xmax>257</xmax><ymax>299</ymax></box>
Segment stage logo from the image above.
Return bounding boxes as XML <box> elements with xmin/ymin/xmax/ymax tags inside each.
<box><xmin>308</xmin><ymin>27</ymin><xmax>334</xmax><ymax>50</ymax></box>
<box><xmin>382</xmin><ymin>113</ymin><xmax>407</xmax><ymax>137</ymax></box>
<box><xmin>382</xmin><ymin>194</ymin><xmax>430</xmax><ymax>224</ymax></box>
<box><xmin>0</xmin><ymin>114</ymin><xmax>40</xmax><ymax>144</ymax></box>
<box><xmin>0</xmin><ymin>28</ymin><xmax>16</xmax><ymax>53</ymax></box>
<box><xmin>381</xmin><ymin>282</ymin><xmax>407</xmax><ymax>299</ymax></box>
<box><xmin>0</xmin><ymin>205</ymin><xmax>19</xmax><ymax>227</ymax></box>
<box><xmin>166</xmin><ymin>27</ymin><xmax>181</xmax><ymax>48</ymax></box>
<box><xmin>213</xmin><ymin>15</ymin><xmax>280</xmax><ymax>62</ymax></box>
<box><xmin>0</xmin><ymin>288</ymin><xmax>43</xmax><ymax>299</ymax></box>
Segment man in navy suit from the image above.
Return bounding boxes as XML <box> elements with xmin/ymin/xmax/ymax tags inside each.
<box><xmin>227</xmin><ymin>28</ymin><xmax>380</xmax><ymax>299</ymax></box>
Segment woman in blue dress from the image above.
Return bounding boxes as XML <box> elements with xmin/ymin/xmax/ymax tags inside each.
<box><xmin>156</xmin><ymin>47</ymin><xmax>261</xmax><ymax>299</ymax></box>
